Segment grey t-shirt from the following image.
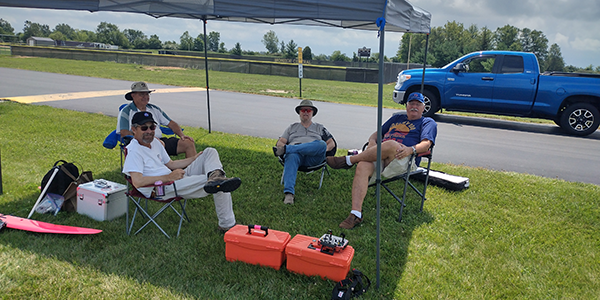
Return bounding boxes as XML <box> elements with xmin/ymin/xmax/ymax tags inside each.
<box><xmin>281</xmin><ymin>122</ymin><xmax>332</xmax><ymax>145</ymax></box>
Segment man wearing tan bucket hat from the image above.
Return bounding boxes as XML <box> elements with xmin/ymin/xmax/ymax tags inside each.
<box><xmin>117</xmin><ymin>81</ymin><xmax>197</xmax><ymax>158</ymax></box>
<box><xmin>274</xmin><ymin>100</ymin><xmax>336</xmax><ymax>204</ymax></box>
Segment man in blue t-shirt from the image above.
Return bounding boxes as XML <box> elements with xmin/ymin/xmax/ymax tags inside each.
<box><xmin>327</xmin><ymin>92</ymin><xmax>437</xmax><ymax>229</ymax></box>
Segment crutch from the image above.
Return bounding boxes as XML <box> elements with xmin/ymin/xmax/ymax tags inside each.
<box><xmin>27</xmin><ymin>167</ymin><xmax>60</xmax><ymax>219</ymax></box>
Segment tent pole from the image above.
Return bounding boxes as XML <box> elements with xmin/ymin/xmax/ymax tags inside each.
<box><xmin>202</xmin><ymin>18</ymin><xmax>212</xmax><ymax>133</ymax></box>
<box><xmin>375</xmin><ymin>27</ymin><xmax>386</xmax><ymax>290</ymax></box>
<box><xmin>420</xmin><ymin>33</ymin><xmax>429</xmax><ymax>94</ymax></box>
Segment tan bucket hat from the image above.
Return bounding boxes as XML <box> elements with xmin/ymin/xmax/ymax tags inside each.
<box><xmin>125</xmin><ymin>81</ymin><xmax>155</xmax><ymax>100</ymax></box>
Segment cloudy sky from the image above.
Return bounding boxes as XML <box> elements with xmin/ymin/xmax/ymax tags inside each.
<box><xmin>1</xmin><ymin>0</ymin><xmax>599</xmax><ymax>68</ymax></box>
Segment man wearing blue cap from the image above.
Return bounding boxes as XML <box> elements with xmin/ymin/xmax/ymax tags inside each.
<box><xmin>327</xmin><ymin>92</ymin><xmax>437</xmax><ymax>229</ymax></box>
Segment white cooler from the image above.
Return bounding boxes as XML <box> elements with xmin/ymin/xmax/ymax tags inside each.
<box><xmin>76</xmin><ymin>180</ymin><xmax>127</xmax><ymax>221</ymax></box>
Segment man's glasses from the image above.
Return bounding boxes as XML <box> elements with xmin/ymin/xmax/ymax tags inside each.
<box><xmin>138</xmin><ymin>124</ymin><xmax>156</xmax><ymax>131</ymax></box>
<box><xmin>300</xmin><ymin>108</ymin><xmax>313</xmax><ymax>113</ymax></box>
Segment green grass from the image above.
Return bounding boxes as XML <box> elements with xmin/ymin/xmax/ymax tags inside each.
<box><xmin>1</xmin><ymin>102</ymin><xmax>599</xmax><ymax>299</ymax></box>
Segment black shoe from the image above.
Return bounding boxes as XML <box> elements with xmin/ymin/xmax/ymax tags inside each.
<box><xmin>204</xmin><ymin>170</ymin><xmax>242</xmax><ymax>194</ymax></box>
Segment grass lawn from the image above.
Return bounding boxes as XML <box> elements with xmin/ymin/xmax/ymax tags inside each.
<box><xmin>1</xmin><ymin>102</ymin><xmax>599</xmax><ymax>299</ymax></box>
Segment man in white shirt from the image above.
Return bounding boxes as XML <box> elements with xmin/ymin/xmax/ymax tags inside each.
<box><xmin>122</xmin><ymin>111</ymin><xmax>240</xmax><ymax>232</ymax></box>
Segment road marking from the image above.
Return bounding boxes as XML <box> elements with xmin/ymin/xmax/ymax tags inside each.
<box><xmin>5</xmin><ymin>87</ymin><xmax>206</xmax><ymax>103</ymax></box>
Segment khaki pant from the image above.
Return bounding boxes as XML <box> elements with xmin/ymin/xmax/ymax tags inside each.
<box><xmin>163</xmin><ymin>147</ymin><xmax>236</xmax><ymax>228</ymax></box>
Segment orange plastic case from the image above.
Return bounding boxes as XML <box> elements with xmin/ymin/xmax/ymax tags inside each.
<box><xmin>224</xmin><ymin>225</ymin><xmax>291</xmax><ymax>270</ymax></box>
<box><xmin>285</xmin><ymin>234</ymin><xmax>355</xmax><ymax>281</ymax></box>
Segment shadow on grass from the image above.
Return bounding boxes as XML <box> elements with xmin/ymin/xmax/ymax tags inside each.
<box><xmin>0</xmin><ymin>144</ymin><xmax>433</xmax><ymax>299</ymax></box>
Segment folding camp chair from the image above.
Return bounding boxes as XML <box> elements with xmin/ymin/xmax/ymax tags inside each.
<box><xmin>123</xmin><ymin>149</ymin><xmax>190</xmax><ymax>239</ymax></box>
<box><xmin>368</xmin><ymin>145</ymin><xmax>433</xmax><ymax>222</ymax></box>
<box><xmin>277</xmin><ymin>138</ymin><xmax>337</xmax><ymax>189</ymax></box>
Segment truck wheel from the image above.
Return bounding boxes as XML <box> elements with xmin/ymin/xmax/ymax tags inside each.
<box><xmin>559</xmin><ymin>103</ymin><xmax>600</xmax><ymax>136</ymax></box>
<box><xmin>421</xmin><ymin>90</ymin><xmax>439</xmax><ymax>117</ymax></box>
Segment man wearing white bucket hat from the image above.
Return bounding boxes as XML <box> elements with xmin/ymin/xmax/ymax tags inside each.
<box><xmin>117</xmin><ymin>81</ymin><xmax>197</xmax><ymax>158</ymax></box>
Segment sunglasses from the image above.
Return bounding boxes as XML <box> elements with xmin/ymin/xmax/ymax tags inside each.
<box><xmin>300</xmin><ymin>108</ymin><xmax>313</xmax><ymax>113</ymax></box>
<box><xmin>138</xmin><ymin>124</ymin><xmax>156</xmax><ymax>131</ymax></box>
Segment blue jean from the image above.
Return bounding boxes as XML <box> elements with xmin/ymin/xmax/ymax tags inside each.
<box><xmin>283</xmin><ymin>140</ymin><xmax>327</xmax><ymax>194</ymax></box>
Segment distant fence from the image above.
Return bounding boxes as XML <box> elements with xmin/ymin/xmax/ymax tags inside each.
<box><xmin>11</xmin><ymin>45</ymin><xmax>423</xmax><ymax>83</ymax></box>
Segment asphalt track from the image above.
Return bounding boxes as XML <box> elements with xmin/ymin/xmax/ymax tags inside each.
<box><xmin>2</xmin><ymin>67</ymin><xmax>599</xmax><ymax>185</ymax></box>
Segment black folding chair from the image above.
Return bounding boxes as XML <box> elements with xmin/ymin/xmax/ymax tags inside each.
<box><xmin>124</xmin><ymin>176</ymin><xmax>189</xmax><ymax>239</ymax></box>
<box><xmin>368</xmin><ymin>146</ymin><xmax>433</xmax><ymax>221</ymax></box>
<box><xmin>123</xmin><ymin>147</ymin><xmax>189</xmax><ymax>239</ymax></box>
<box><xmin>277</xmin><ymin>138</ymin><xmax>337</xmax><ymax>189</ymax></box>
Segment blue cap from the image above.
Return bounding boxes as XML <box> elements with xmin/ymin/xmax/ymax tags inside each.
<box><xmin>407</xmin><ymin>92</ymin><xmax>425</xmax><ymax>103</ymax></box>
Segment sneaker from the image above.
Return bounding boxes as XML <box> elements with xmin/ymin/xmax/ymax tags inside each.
<box><xmin>273</xmin><ymin>145</ymin><xmax>286</xmax><ymax>157</ymax></box>
<box><xmin>218</xmin><ymin>223</ymin><xmax>237</xmax><ymax>233</ymax></box>
<box><xmin>327</xmin><ymin>156</ymin><xmax>352</xmax><ymax>169</ymax></box>
<box><xmin>204</xmin><ymin>169</ymin><xmax>242</xmax><ymax>194</ymax></box>
<box><xmin>339</xmin><ymin>213</ymin><xmax>362</xmax><ymax>229</ymax></box>
<box><xmin>283</xmin><ymin>193</ymin><xmax>294</xmax><ymax>204</ymax></box>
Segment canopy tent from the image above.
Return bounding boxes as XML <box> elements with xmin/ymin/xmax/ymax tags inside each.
<box><xmin>0</xmin><ymin>0</ymin><xmax>431</xmax><ymax>287</ymax></box>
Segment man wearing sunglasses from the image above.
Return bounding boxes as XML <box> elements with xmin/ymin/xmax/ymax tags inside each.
<box><xmin>274</xmin><ymin>100</ymin><xmax>335</xmax><ymax>204</ymax></box>
<box><xmin>117</xmin><ymin>81</ymin><xmax>197</xmax><ymax>158</ymax></box>
<box><xmin>123</xmin><ymin>111</ymin><xmax>240</xmax><ymax>232</ymax></box>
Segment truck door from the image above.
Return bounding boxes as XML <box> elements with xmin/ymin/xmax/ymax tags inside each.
<box><xmin>492</xmin><ymin>55</ymin><xmax>537</xmax><ymax>114</ymax></box>
<box><xmin>444</xmin><ymin>55</ymin><xmax>496</xmax><ymax>111</ymax></box>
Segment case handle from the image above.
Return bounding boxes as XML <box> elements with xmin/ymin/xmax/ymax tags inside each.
<box><xmin>247</xmin><ymin>224</ymin><xmax>268</xmax><ymax>236</ymax></box>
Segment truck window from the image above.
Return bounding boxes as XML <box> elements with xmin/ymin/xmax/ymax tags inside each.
<box><xmin>465</xmin><ymin>56</ymin><xmax>495</xmax><ymax>73</ymax></box>
<box><xmin>500</xmin><ymin>55</ymin><xmax>524</xmax><ymax>73</ymax></box>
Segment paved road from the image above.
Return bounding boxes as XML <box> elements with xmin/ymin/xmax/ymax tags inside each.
<box><xmin>2</xmin><ymin>67</ymin><xmax>599</xmax><ymax>185</ymax></box>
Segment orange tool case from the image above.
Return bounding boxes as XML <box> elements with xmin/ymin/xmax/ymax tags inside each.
<box><xmin>285</xmin><ymin>234</ymin><xmax>355</xmax><ymax>281</ymax></box>
<box><xmin>224</xmin><ymin>224</ymin><xmax>291</xmax><ymax>270</ymax></box>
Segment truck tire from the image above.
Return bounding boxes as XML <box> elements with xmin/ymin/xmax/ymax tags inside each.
<box><xmin>421</xmin><ymin>90</ymin><xmax>439</xmax><ymax>117</ymax></box>
<box><xmin>559</xmin><ymin>103</ymin><xmax>600</xmax><ymax>136</ymax></box>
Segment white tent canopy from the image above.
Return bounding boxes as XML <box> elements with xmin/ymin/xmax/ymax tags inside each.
<box><xmin>0</xmin><ymin>0</ymin><xmax>430</xmax><ymax>33</ymax></box>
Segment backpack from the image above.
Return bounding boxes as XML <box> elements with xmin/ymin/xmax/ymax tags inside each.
<box><xmin>40</xmin><ymin>160</ymin><xmax>93</xmax><ymax>212</ymax></box>
<box><xmin>331</xmin><ymin>269</ymin><xmax>371</xmax><ymax>300</ymax></box>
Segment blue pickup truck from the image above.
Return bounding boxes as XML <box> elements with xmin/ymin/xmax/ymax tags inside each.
<box><xmin>393</xmin><ymin>51</ymin><xmax>600</xmax><ymax>136</ymax></box>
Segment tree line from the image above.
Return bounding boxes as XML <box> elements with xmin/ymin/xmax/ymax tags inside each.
<box><xmin>0</xmin><ymin>18</ymin><xmax>597</xmax><ymax>73</ymax></box>
<box><xmin>394</xmin><ymin>21</ymin><xmax>599</xmax><ymax>73</ymax></box>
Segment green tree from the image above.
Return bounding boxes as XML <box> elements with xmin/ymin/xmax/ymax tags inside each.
<box><xmin>284</xmin><ymin>40</ymin><xmax>298</xmax><ymax>59</ymax></box>
<box><xmin>545</xmin><ymin>43</ymin><xmax>565</xmax><ymax>72</ymax></box>
<box><xmin>179</xmin><ymin>31</ymin><xmax>193</xmax><ymax>51</ymax></box>
<box><xmin>53</xmin><ymin>23</ymin><xmax>75</xmax><ymax>40</ymax></box>
<box><xmin>231</xmin><ymin>42</ymin><xmax>242</xmax><ymax>55</ymax></box>
<box><xmin>302</xmin><ymin>46</ymin><xmax>313</xmax><ymax>61</ymax></box>
<box><xmin>478</xmin><ymin>26</ymin><xmax>494</xmax><ymax>50</ymax></box>
<box><xmin>218</xmin><ymin>42</ymin><xmax>227</xmax><ymax>53</ymax></box>
<box><xmin>194</xmin><ymin>33</ymin><xmax>205</xmax><ymax>51</ymax></box>
<box><xmin>208</xmin><ymin>31</ymin><xmax>220</xmax><ymax>52</ymax></box>
<box><xmin>124</xmin><ymin>29</ymin><xmax>150</xmax><ymax>49</ymax></box>
<box><xmin>163</xmin><ymin>40</ymin><xmax>178</xmax><ymax>50</ymax></box>
<box><xmin>521</xmin><ymin>28</ymin><xmax>549</xmax><ymax>69</ymax></box>
<box><xmin>72</xmin><ymin>29</ymin><xmax>96</xmax><ymax>42</ymax></box>
<box><xmin>280</xmin><ymin>41</ymin><xmax>285</xmax><ymax>55</ymax></box>
<box><xmin>22</xmin><ymin>20</ymin><xmax>51</xmax><ymax>40</ymax></box>
<box><xmin>0</xmin><ymin>18</ymin><xmax>15</xmax><ymax>35</ymax></box>
<box><xmin>147</xmin><ymin>34</ymin><xmax>162</xmax><ymax>49</ymax></box>
<box><xmin>330</xmin><ymin>50</ymin><xmax>350</xmax><ymax>62</ymax></box>
<box><xmin>96</xmin><ymin>22</ymin><xmax>129</xmax><ymax>48</ymax></box>
<box><xmin>494</xmin><ymin>25</ymin><xmax>521</xmax><ymax>51</ymax></box>
<box><xmin>262</xmin><ymin>30</ymin><xmax>279</xmax><ymax>54</ymax></box>
<box><xmin>48</xmin><ymin>31</ymin><xmax>66</xmax><ymax>41</ymax></box>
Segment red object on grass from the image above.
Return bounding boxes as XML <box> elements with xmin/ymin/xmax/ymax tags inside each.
<box><xmin>0</xmin><ymin>214</ymin><xmax>102</xmax><ymax>234</ymax></box>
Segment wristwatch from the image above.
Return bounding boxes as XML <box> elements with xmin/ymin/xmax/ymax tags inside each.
<box><xmin>411</xmin><ymin>146</ymin><xmax>417</xmax><ymax>155</ymax></box>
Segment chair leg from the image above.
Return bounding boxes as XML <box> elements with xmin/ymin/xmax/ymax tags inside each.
<box><xmin>318</xmin><ymin>166</ymin><xmax>326</xmax><ymax>189</ymax></box>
